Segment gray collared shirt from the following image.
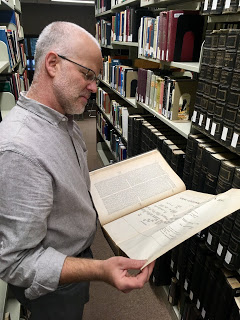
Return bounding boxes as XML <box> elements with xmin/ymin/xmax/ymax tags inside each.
<box><xmin>0</xmin><ymin>93</ymin><xmax>97</xmax><ymax>300</ymax></box>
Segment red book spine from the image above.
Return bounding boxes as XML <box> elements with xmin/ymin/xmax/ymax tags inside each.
<box><xmin>166</xmin><ymin>10</ymin><xmax>184</xmax><ymax>62</ymax></box>
<box><xmin>161</xmin><ymin>11</ymin><xmax>169</xmax><ymax>61</ymax></box>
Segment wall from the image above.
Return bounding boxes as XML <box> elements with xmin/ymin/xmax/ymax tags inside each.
<box><xmin>21</xmin><ymin>3</ymin><xmax>96</xmax><ymax>36</ymax></box>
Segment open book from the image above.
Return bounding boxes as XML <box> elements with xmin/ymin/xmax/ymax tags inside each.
<box><xmin>90</xmin><ymin>150</ymin><xmax>240</xmax><ymax>268</ymax></box>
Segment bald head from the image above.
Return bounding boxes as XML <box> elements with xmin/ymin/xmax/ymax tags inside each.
<box><xmin>34</xmin><ymin>21</ymin><xmax>101</xmax><ymax>77</ymax></box>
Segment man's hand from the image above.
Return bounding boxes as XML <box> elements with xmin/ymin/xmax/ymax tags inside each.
<box><xmin>60</xmin><ymin>256</ymin><xmax>155</xmax><ymax>293</ymax></box>
<box><xmin>100</xmin><ymin>257</ymin><xmax>155</xmax><ymax>293</ymax></box>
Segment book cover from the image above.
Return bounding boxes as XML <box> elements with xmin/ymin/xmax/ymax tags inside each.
<box><xmin>173</xmin><ymin>15</ymin><xmax>204</xmax><ymax>62</ymax></box>
<box><xmin>166</xmin><ymin>10</ymin><xmax>199</xmax><ymax>62</ymax></box>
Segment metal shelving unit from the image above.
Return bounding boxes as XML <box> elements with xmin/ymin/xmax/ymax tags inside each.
<box><xmin>100</xmin><ymin>79</ymin><xmax>137</xmax><ymax>108</ymax></box>
<box><xmin>137</xmin><ymin>101</ymin><xmax>191</xmax><ymax>138</ymax></box>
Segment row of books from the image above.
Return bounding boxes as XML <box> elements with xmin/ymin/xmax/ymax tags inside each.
<box><xmin>95</xmin><ymin>0</ymin><xmax>240</xmax><ymax>15</ymax></box>
<box><xmin>0</xmin><ymin>10</ymin><xmax>21</xmax><ymax>38</ymax></box>
<box><xmin>167</xmin><ymin>233</ymin><xmax>240</xmax><ymax>320</ymax></box>
<box><xmin>136</xmin><ymin>68</ymin><xmax>197</xmax><ymax>121</ymax></box>
<box><xmin>206</xmin><ymin>209</ymin><xmax>240</xmax><ymax>272</ymax></box>
<box><xmin>127</xmin><ymin>114</ymin><xmax>186</xmax><ymax>178</ymax></box>
<box><xmin>95</xmin><ymin>0</ymin><xmax>111</xmax><ymax>15</ymax></box>
<box><xmin>102</xmin><ymin>59</ymin><xmax>138</xmax><ymax>98</ymax></box>
<box><xmin>192</xmin><ymin>29</ymin><xmax>240</xmax><ymax>154</ymax></box>
<box><xmin>183</xmin><ymin>133</ymin><xmax>240</xmax><ymax>193</ymax></box>
<box><xmin>138</xmin><ymin>10</ymin><xmax>204</xmax><ymax>62</ymax></box>
<box><xmin>96</xmin><ymin>19</ymin><xmax>111</xmax><ymax>46</ymax></box>
<box><xmin>201</xmin><ymin>0</ymin><xmax>240</xmax><ymax>15</ymax></box>
<box><xmin>111</xmin><ymin>8</ymin><xmax>153</xmax><ymax>43</ymax></box>
<box><xmin>96</xmin><ymin>86</ymin><xmax>129</xmax><ymax>139</ymax></box>
<box><xmin>0</xmin><ymin>71</ymin><xmax>28</xmax><ymax>100</ymax></box>
<box><xmin>0</xmin><ymin>26</ymin><xmax>21</xmax><ymax>70</ymax></box>
<box><xmin>182</xmin><ymin>136</ymin><xmax>240</xmax><ymax>275</ymax></box>
<box><xmin>97</xmin><ymin>111</ymin><xmax>127</xmax><ymax>161</ymax></box>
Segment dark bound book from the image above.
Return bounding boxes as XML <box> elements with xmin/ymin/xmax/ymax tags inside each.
<box><xmin>204</xmin><ymin>152</ymin><xmax>238</xmax><ymax>195</ymax></box>
<box><xmin>166</xmin><ymin>10</ymin><xmax>199</xmax><ymax>62</ymax></box>
<box><xmin>216</xmin><ymin>159</ymin><xmax>240</xmax><ymax>194</ymax></box>
<box><xmin>173</xmin><ymin>14</ymin><xmax>204</xmax><ymax>62</ymax></box>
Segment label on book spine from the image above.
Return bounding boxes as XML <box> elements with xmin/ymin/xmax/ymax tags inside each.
<box><xmin>205</xmin><ymin>118</ymin><xmax>211</xmax><ymax>131</ymax></box>
<box><xmin>221</xmin><ymin>127</ymin><xmax>228</xmax><ymax>141</ymax></box>
<box><xmin>231</xmin><ymin>133</ymin><xmax>239</xmax><ymax>148</ymax></box>
<box><xmin>212</xmin><ymin>0</ymin><xmax>218</xmax><ymax>9</ymax></box>
<box><xmin>225</xmin><ymin>251</ymin><xmax>233</xmax><ymax>264</ymax></box>
<box><xmin>192</xmin><ymin>111</ymin><xmax>197</xmax><ymax>122</ymax></box>
<box><xmin>217</xmin><ymin>243</ymin><xmax>223</xmax><ymax>256</ymax></box>
<box><xmin>207</xmin><ymin>233</ymin><xmax>212</xmax><ymax>245</ymax></box>
<box><xmin>176</xmin><ymin>270</ymin><xmax>180</xmax><ymax>280</ymax></box>
<box><xmin>204</xmin><ymin>0</ymin><xmax>209</xmax><ymax>10</ymax></box>
<box><xmin>190</xmin><ymin>290</ymin><xmax>194</xmax><ymax>300</ymax></box>
<box><xmin>224</xmin><ymin>0</ymin><xmax>231</xmax><ymax>8</ymax></box>
<box><xmin>211</xmin><ymin>122</ymin><xmax>217</xmax><ymax>136</ymax></box>
<box><xmin>184</xmin><ymin>279</ymin><xmax>188</xmax><ymax>291</ymax></box>
<box><xmin>197</xmin><ymin>299</ymin><xmax>201</xmax><ymax>309</ymax></box>
<box><xmin>199</xmin><ymin>114</ymin><xmax>204</xmax><ymax>126</ymax></box>
<box><xmin>202</xmin><ymin>308</ymin><xmax>206</xmax><ymax>318</ymax></box>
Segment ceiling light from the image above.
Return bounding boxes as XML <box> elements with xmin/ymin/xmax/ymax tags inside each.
<box><xmin>51</xmin><ymin>0</ymin><xmax>95</xmax><ymax>4</ymax></box>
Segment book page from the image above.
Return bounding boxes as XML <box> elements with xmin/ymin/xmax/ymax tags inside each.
<box><xmin>103</xmin><ymin>189</ymin><xmax>240</xmax><ymax>268</ymax></box>
<box><xmin>90</xmin><ymin>150</ymin><xmax>186</xmax><ymax>225</ymax></box>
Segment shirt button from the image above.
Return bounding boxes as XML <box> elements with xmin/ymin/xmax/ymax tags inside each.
<box><xmin>62</xmin><ymin>118</ymin><xmax>67</xmax><ymax>122</ymax></box>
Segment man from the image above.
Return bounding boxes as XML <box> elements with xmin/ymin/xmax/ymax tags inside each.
<box><xmin>0</xmin><ymin>22</ymin><xmax>155</xmax><ymax>320</ymax></box>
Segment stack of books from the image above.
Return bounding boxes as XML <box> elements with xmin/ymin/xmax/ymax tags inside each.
<box><xmin>137</xmin><ymin>68</ymin><xmax>197</xmax><ymax>121</ymax></box>
<box><xmin>192</xmin><ymin>29</ymin><xmax>240</xmax><ymax>154</ymax></box>
<box><xmin>138</xmin><ymin>10</ymin><xmax>204</xmax><ymax>62</ymax></box>
<box><xmin>127</xmin><ymin>114</ymin><xmax>186</xmax><ymax>178</ymax></box>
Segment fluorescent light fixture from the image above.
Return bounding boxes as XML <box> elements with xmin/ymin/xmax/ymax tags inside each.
<box><xmin>51</xmin><ymin>0</ymin><xmax>95</xmax><ymax>3</ymax></box>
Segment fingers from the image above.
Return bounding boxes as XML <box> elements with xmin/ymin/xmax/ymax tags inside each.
<box><xmin>118</xmin><ymin>257</ymin><xmax>147</xmax><ymax>271</ymax></box>
<box><xmin>103</xmin><ymin>257</ymin><xmax>156</xmax><ymax>294</ymax></box>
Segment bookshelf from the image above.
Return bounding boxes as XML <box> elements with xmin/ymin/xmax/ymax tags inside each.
<box><xmin>0</xmin><ymin>0</ymin><xmax>14</xmax><ymax>10</ymax></box>
<box><xmin>0</xmin><ymin>1</ymin><xmax>29</xmax><ymax>120</ymax></box>
<box><xmin>96</xmin><ymin>0</ymin><xmax>240</xmax><ymax>318</ymax></box>
<box><xmin>96</xmin><ymin>83</ymin><xmax>130</xmax><ymax>164</ymax></box>
<box><xmin>111</xmin><ymin>0</ymin><xmax>140</xmax><ymax>10</ymax></box>
<box><xmin>100</xmin><ymin>79</ymin><xmax>137</xmax><ymax>108</ymax></box>
<box><xmin>95</xmin><ymin>0</ymin><xmax>205</xmax><ymax>162</ymax></box>
<box><xmin>137</xmin><ymin>101</ymin><xmax>191</xmax><ymax>138</ymax></box>
<box><xmin>112</xmin><ymin>40</ymin><xmax>138</xmax><ymax>47</ymax></box>
<box><xmin>0</xmin><ymin>0</ymin><xmax>29</xmax><ymax>318</ymax></box>
<box><xmin>0</xmin><ymin>40</ymin><xmax>10</xmax><ymax>72</ymax></box>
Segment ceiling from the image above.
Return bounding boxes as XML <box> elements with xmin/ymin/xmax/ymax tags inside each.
<box><xmin>21</xmin><ymin>0</ymin><xmax>95</xmax><ymax>5</ymax></box>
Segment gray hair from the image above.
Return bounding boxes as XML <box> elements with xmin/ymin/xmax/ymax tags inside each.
<box><xmin>34</xmin><ymin>21</ymin><xmax>100</xmax><ymax>76</ymax></box>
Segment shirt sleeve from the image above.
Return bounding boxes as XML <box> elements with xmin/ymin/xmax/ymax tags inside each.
<box><xmin>0</xmin><ymin>150</ymin><xmax>67</xmax><ymax>300</ymax></box>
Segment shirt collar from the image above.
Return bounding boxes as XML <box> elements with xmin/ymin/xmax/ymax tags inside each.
<box><xmin>17</xmin><ymin>92</ymin><xmax>70</xmax><ymax>126</ymax></box>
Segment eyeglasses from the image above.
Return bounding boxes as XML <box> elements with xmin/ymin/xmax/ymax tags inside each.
<box><xmin>57</xmin><ymin>54</ymin><xmax>101</xmax><ymax>86</ymax></box>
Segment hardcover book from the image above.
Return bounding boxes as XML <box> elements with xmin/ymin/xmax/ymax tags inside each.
<box><xmin>89</xmin><ymin>150</ymin><xmax>240</xmax><ymax>266</ymax></box>
<box><xmin>166</xmin><ymin>10</ymin><xmax>199</xmax><ymax>62</ymax></box>
<box><xmin>172</xmin><ymin>14</ymin><xmax>204</xmax><ymax>62</ymax></box>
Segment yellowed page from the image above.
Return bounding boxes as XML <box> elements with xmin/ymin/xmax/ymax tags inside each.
<box><xmin>103</xmin><ymin>189</ymin><xmax>240</xmax><ymax>268</ymax></box>
<box><xmin>90</xmin><ymin>149</ymin><xmax>186</xmax><ymax>225</ymax></box>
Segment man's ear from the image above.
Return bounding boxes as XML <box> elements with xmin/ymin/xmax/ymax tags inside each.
<box><xmin>45</xmin><ymin>52</ymin><xmax>59</xmax><ymax>77</ymax></box>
